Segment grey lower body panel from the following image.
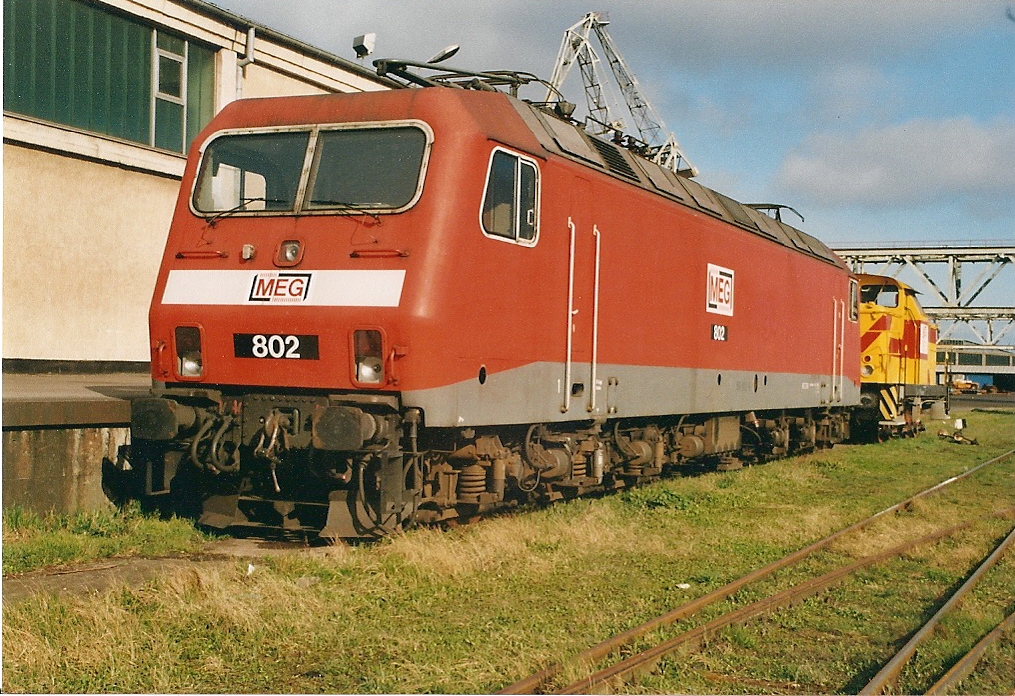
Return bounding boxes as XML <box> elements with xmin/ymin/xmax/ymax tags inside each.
<box><xmin>403</xmin><ymin>361</ymin><xmax>860</xmax><ymax>428</ymax></box>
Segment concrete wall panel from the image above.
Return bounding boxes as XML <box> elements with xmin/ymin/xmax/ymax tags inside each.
<box><xmin>2</xmin><ymin>426</ymin><xmax>128</xmax><ymax>515</ymax></box>
<box><xmin>3</xmin><ymin>145</ymin><xmax>178</xmax><ymax>361</ymax></box>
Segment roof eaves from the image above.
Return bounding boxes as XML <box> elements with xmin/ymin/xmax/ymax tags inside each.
<box><xmin>176</xmin><ymin>0</ymin><xmax>402</xmax><ymax>89</ymax></box>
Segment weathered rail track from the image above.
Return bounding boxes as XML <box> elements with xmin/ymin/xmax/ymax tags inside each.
<box><xmin>499</xmin><ymin>448</ymin><xmax>1015</xmax><ymax>694</ymax></box>
<box><xmin>859</xmin><ymin>523</ymin><xmax>1015</xmax><ymax>695</ymax></box>
<box><xmin>925</xmin><ymin>609</ymin><xmax>1015</xmax><ymax>695</ymax></box>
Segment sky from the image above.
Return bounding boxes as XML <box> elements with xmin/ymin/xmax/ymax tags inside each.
<box><xmin>211</xmin><ymin>0</ymin><xmax>1015</xmax><ymax>311</ymax></box>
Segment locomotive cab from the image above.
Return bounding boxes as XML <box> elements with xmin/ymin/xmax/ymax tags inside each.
<box><xmin>130</xmin><ymin>88</ymin><xmax>555</xmax><ymax>537</ymax></box>
<box><xmin>132</xmin><ymin>100</ymin><xmax>433</xmax><ymax>536</ymax></box>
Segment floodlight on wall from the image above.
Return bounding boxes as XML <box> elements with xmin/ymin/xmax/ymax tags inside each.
<box><xmin>353</xmin><ymin>33</ymin><xmax>376</xmax><ymax>59</ymax></box>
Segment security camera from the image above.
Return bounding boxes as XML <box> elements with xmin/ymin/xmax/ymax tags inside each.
<box><xmin>353</xmin><ymin>33</ymin><xmax>375</xmax><ymax>59</ymax></box>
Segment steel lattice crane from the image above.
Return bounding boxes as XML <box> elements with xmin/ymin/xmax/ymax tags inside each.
<box><xmin>547</xmin><ymin>12</ymin><xmax>697</xmax><ymax>177</ymax></box>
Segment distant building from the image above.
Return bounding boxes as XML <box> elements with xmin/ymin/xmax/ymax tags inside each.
<box><xmin>3</xmin><ymin>0</ymin><xmax>393</xmax><ymax>367</ymax></box>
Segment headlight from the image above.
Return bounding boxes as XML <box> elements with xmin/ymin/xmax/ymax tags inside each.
<box><xmin>357</xmin><ymin>357</ymin><xmax>383</xmax><ymax>383</ymax></box>
<box><xmin>180</xmin><ymin>353</ymin><xmax>203</xmax><ymax>377</ymax></box>
<box><xmin>277</xmin><ymin>239</ymin><xmax>302</xmax><ymax>266</ymax></box>
<box><xmin>861</xmin><ymin>364</ymin><xmax>874</xmax><ymax>377</ymax></box>
<box><xmin>175</xmin><ymin>326</ymin><xmax>203</xmax><ymax>378</ymax></box>
<box><xmin>353</xmin><ymin>329</ymin><xmax>384</xmax><ymax>385</ymax></box>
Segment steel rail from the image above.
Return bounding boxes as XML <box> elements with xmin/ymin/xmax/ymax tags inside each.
<box><xmin>925</xmin><ymin>609</ymin><xmax>1015</xmax><ymax>695</ymax></box>
<box><xmin>860</xmin><ymin>522</ymin><xmax>1015</xmax><ymax>695</ymax></box>
<box><xmin>497</xmin><ymin>447</ymin><xmax>1015</xmax><ymax>694</ymax></box>
<box><xmin>554</xmin><ymin>510</ymin><xmax>1015</xmax><ymax>695</ymax></box>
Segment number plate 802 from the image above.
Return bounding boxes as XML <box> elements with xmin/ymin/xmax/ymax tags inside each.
<box><xmin>233</xmin><ymin>334</ymin><xmax>319</xmax><ymax>360</ymax></box>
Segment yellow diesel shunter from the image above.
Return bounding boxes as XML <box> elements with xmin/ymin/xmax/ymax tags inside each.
<box><xmin>855</xmin><ymin>273</ymin><xmax>948</xmax><ymax>439</ymax></box>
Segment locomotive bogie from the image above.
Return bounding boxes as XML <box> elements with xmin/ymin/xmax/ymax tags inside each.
<box><xmin>130</xmin><ymin>395</ymin><xmax>851</xmax><ymax>537</ymax></box>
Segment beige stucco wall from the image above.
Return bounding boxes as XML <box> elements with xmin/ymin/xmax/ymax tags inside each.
<box><xmin>4</xmin><ymin>39</ymin><xmax>381</xmax><ymax>363</ymax></box>
<box><xmin>2</xmin><ymin>144</ymin><xmax>180</xmax><ymax>362</ymax></box>
<box><xmin>241</xmin><ymin>63</ymin><xmax>330</xmax><ymax>99</ymax></box>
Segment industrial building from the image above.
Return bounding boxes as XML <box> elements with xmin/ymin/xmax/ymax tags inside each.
<box><xmin>3</xmin><ymin>0</ymin><xmax>393</xmax><ymax>368</ymax></box>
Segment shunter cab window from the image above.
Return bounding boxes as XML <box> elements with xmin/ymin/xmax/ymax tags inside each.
<box><xmin>481</xmin><ymin>149</ymin><xmax>539</xmax><ymax>244</ymax></box>
<box><xmin>192</xmin><ymin>124</ymin><xmax>430</xmax><ymax>215</ymax></box>
<box><xmin>860</xmin><ymin>284</ymin><xmax>899</xmax><ymax>308</ymax></box>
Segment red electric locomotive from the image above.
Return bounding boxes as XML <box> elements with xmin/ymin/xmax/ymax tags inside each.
<box><xmin>130</xmin><ymin>65</ymin><xmax>860</xmax><ymax>538</ymax></box>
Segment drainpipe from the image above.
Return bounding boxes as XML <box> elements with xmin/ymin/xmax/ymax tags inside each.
<box><xmin>236</xmin><ymin>27</ymin><xmax>255</xmax><ymax>99</ymax></box>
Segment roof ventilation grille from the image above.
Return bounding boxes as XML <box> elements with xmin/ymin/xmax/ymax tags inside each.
<box><xmin>588</xmin><ymin>137</ymin><xmax>639</xmax><ymax>180</ymax></box>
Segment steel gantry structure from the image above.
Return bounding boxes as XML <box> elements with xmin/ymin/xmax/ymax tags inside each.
<box><xmin>832</xmin><ymin>243</ymin><xmax>1015</xmax><ymax>346</ymax></box>
<box><xmin>546</xmin><ymin>12</ymin><xmax>697</xmax><ymax>177</ymax></box>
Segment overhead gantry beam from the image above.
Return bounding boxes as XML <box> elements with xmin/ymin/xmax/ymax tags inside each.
<box><xmin>832</xmin><ymin>244</ymin><xmax>1015</xmax><ymax>346</ymax></box>
<box><xmin>925</xmin><ymin>308</ymin><xmax>1015</xmax><ymax>346</ymax></box>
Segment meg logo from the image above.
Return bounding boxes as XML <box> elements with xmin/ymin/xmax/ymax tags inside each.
<box><xmin>706</xmin><ymin>264</ymin><xmax>734</xmax><ymax>316</ymax></box>
<box><xmin>248</xmin><ymin>272</ymin><xmax>312</xmax><ymax>303</ymax></box>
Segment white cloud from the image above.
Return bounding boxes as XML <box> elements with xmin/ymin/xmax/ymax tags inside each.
<box><xmin>776</xmin><ymin>117</ymin><xmax>1015</xmax><ymax>211</ymax></box>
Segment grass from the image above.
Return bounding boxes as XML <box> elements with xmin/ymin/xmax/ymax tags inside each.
<box><xmin>2</xmin><ymin>501</ymin><xmax>211</xmax><ymax>575</ymax></box>
<box><xmin>2</xmin><ymin>408</ymin><xmax>1013</xmax><ymax>693</ymax></box>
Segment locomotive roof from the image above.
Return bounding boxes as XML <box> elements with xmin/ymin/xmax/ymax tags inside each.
<box><xmin>198</xmin><ymin>88</ymin><xmax>846</xmax><ymax>270</ymax></box>
<box><xmin>857</xmin><ymin>273</ymin><xmax>918</xmax><ymax>293</ymax></box>
<box><xmin>507</xmin><ymin>98</ymin><xmax>846</xmax><ymax>269</ymax></box>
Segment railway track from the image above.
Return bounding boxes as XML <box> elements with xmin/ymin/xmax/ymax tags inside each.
<box><xmin>499</xmin><ymin>448</ymin><xmax>1015</xmax><ymax>695</ymax></box>
<box><xmin>860</xmin><ymin>523</ymin><xmax>1015</xmax><ymax>695</ymax></box>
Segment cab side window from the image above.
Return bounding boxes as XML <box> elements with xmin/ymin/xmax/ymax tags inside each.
<box><xmin>860</xmin><ymin>284</ymin><xmax>899</xmax><ymax>308</ymax></box>
<box><xmin>481</xmin><ymin>149</ymin><xmax>539</xmax><ymax>244</ymax></box>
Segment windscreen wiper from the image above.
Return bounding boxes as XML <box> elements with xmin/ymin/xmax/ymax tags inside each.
<box><xmin>310</xmin><ymin>200</ymin><xmax>384</xmax><ymax>223</ymax></box>
<box><xmin>204</xmin><ymin>197</ymin><xmax>289</xmax><ymax>225</ymax></box>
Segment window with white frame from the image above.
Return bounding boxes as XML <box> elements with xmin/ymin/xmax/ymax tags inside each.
<box><xmin>3</xmin><ymin>0</ymin><xmax>215</xmax><ymax>154</ymax></box>
<box><xmin>481</xmin><ymin>148</ymin><xmax>539</xmax><ymax>244</ymax></box>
